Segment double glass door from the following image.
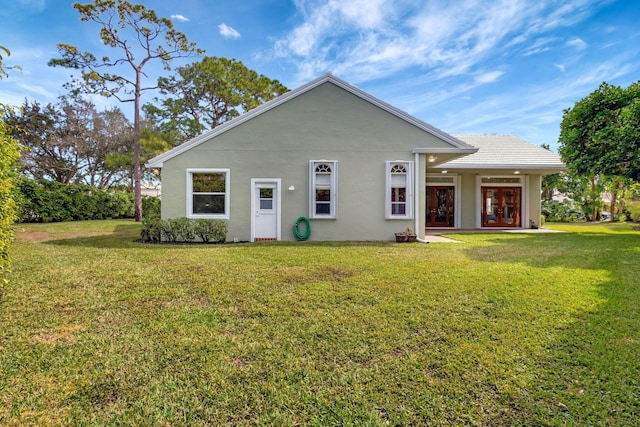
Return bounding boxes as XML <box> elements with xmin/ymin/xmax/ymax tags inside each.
<box><xmin>426</xmin><ymin>186</ymin><xmax>454</xmax><ymax>227</ymax></box>
<box><xmin>482</xmin><ymin>187</ymin><xmax>521</xmax><ymax>227</ymax></box>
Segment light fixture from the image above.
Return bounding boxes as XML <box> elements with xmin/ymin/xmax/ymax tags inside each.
<box><xmin>428</xmin><ymin>154</ymin><xmax>438</xmax><ymax>163</ymax></box>
<box><xmin>288</xmin><ymin>185</ymin><xmax>295</xmax><ymax>191</ymax></box>
<box><xmin>441</xmin><ymin>170</ymin><xmax>448</xmax><ymax>174</ymax></box>
<box><xmin>514</xmin><ymin>170</ymin><xmax>521</xmax><ymax>175</ymax></box>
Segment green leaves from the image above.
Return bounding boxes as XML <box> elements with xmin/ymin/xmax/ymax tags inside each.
<box><xmin>50</xmin><ymin>0</ymin><xmax>204</xmax><ymax>221</ymax></box>
<box><xmin>559</xmin><ymin>81</ymin><xmax>640</xmax><ymax>181</ymax></box>
<box><xmin>145</xmin><ymin>56</ymin><xmax>288</xmax><ymax>142</ymax></box>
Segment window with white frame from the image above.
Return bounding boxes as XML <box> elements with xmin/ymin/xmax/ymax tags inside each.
<box><xmin>309</xmin><ymin>161</ymin><xmax>337</xmax><ymax>218</ymax></box>
<box><xmin>386</xmin><ymin>161</ymin><xmax>413</xmax><ymax>219</ymax></box>
<box><xmin>187</xmin><ymin>169</ymin><xmax>230</xmax><ymax>219</ymax></box>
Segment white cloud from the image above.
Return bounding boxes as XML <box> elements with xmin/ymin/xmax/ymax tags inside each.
<box><xmin>555</xmin><ymin>63</ymin><xmax>566</xmax><ymax>72</ymax></box>
<box><xmin>171</xmin><ymin>14</ymin><xmax>190</xmax><ymax>22</ymax></box>
<box><xmin>520</xmin><ymin>37</ymin><xmax>556</xmax><ymax>56</ymax></box>
<box><xmin>272</xmin><ymin>0</ymin><xmax>609</xmax><ymax>84</ymax></box>
<box><xmin>218</xmin><ymin>23</ymin><xmax>241</xmax><ymax>40</ymax></box>
<box><xmin>566</xmin><ymin>37</ymin><xmax>588</xmax><ymax>49</ymax></box>
<box><xmin>18</xmin><ymin>0</ymin><xmax>46</xmax><ymax>13</ymax></box>
<box><xmin>474</xmin><ymin>71</ymin><xmax>504</xmax><ymax>84</ymax></box>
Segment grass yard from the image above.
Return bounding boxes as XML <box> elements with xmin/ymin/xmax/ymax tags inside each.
<box><xmin>1</xmin><ymin>220</ymin><xmax>639</xmax><ymax>426</ymax></box>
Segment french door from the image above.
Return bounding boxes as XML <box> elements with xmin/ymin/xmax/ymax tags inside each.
<box><xmin>482</xmin><ymin>187</ymin><xmax>521</xmax><ymax>227</ymax></box>
<box><xmin>426</xmin><ymin>186</ymin><xmax>455</xmax><ymax>227</ymax></box>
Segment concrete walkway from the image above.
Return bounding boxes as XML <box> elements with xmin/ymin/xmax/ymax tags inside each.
<box><xmin>423</xmin><ymin>227</ymin><xmax>563</xmax><ymax>243</ymax></box>
<box><xmin>422</xmin><ymin>234</ymin><xmax>463</xmax><ymax>243</ymax></box>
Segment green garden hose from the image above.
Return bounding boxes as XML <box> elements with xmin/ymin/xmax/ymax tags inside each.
<box><xmin>293</xmin><ymin>216</ymin><xmax>311</xmax><ymax>241</ymax></box>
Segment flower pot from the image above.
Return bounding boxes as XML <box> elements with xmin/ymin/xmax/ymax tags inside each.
<box><xmin>395</xmin><ymin>233</ymin><xmax>408</xmax><ymax>243</ymax></box>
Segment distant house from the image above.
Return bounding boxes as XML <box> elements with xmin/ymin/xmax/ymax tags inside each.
<box><xmin>146</xmin><ymin>73</ymin><xmax>565</xmax><ymax>242</ymax></box>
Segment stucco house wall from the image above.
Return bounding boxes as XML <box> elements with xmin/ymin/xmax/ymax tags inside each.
<box><xmin>159</xmin><ymin>81</ymin><xmax>451</xmax><ymax>241</ymax></box>
<box><xmin>148</xmin><ymin>74</ymin><xmax>565</xmax><ymax>242</ymax></box>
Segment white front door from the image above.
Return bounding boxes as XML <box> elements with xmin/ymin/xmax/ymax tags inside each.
<box><xmin>251</xmin><ymin>179</ymin><xmax>281</xmax><ymax>241</ymax></box>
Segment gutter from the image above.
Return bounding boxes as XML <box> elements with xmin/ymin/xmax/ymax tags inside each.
<box><xmin>414</xmin><ymin>152</ymin><xmax>429</xmax><ymax>244</ymax></box>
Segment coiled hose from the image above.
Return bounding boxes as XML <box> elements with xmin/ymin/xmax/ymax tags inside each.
<box><xmin>293</xmin><ymin>216</ymin><xmax>311</xmax><ymax>241</ymax></box>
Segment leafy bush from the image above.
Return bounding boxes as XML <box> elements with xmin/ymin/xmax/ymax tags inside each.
<box><xmin>0</xmin><ymin>113</ymin><xmax>20</xmax><ymax>281</ymax></box>
<box><xmin>142</xmin><ymin>196</ymin><xmax>161</xmax><ymax>219</ymax></box>
<box><xmin>140</xmin><ymin>216</ymin><xmax>162</xmax><ymax>243</ymax></box>
<box><xmin>148</xmin><ymin>217</ymin><xmax>228</xmax><ymax>243</ymax></box>
<box><xmin>626</xmin><ymin>201</ymin><xmax>640</xmax><ymax>222</ymax></box>
<box><xmin>159</xmin><ymin>218</ymin><xmax>180</xmax><ymax>243</ymax></box>
<box><xmin>14</xmin><ymin>177</ymin><xmax>135</xmax><ymax>223</ymax></box>
<box><xmin>193</xmin><ymin>218</ymin><xmax>227</xmax><ymax>243</ymax></box>
<box><xmin>172</xmin><ymin>217</ymin><xmax>196</xmax><ymax>242</ymax></box>
<box><xmin>542</xmin><ymin>199</ymin><xmax>584</xmax><ymax>222</ymax></box>
<box><xmin>140</xmin><ymin>196</ymin><xmax>162</xmax><ymax>242</ymax></box>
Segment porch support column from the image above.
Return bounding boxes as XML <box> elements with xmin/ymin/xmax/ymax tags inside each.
<box><xmin>475</xmin><ymin>174</ymin><xmax>482</xmax><ymax>229</ymax></box>
<box><xmin>523</xmin><ymin>174</ymin><xmax>530</xmax><ymax>228</ymax></box>
<box><xmin>414</xmin><ymin>151</ymin><xmax>424</xmax><ymax>239</ymax></box>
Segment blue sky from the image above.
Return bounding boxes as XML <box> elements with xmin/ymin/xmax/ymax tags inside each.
<box><xmin>1</xmin><ymin>0</ymin><xmax>640</xmax><ymax>152</ymax></box>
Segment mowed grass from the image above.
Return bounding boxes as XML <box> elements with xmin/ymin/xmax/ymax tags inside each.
<box><xmin>1</xmin><ymin>220</ymin><xmax>639</xmax><ymax>426</ymax></box>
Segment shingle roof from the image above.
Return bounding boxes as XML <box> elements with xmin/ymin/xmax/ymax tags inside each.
<box><xmin>435</xmin><ymin>134</ymin><xmax>565</xmax><ymax>170</ymax></box>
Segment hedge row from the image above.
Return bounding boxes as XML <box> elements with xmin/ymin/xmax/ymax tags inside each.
<box><xmin>141</xmin><ymin>216</ymin><xmax>227</xmax><ymax>243</ymax></box>
<box><xmin>1</xmin><ymin>116</ymin><xmax>20</xmax><ymax>280</ymax></box>
<box><xmin>14</xmin><ymin>178</ymin><xmax>135</xmax><ymax>223</ymax></box>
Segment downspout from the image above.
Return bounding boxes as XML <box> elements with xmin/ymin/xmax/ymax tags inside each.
<box><xmin>415</xmin><ymin>152</ymin><xmax>429</xmax><ymax>243</ymax></box>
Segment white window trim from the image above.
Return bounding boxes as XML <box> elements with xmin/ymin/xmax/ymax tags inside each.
<box><xmin>186</xmin><ymin>168</ymin><xmax>230</xmax><ymax>219</ymax></box>
<box><xmin>309</xmin><ymin>160</ymin><xmax>338</xmax><ymax>219</ymax></box>
<box><xmin>385</xmin><ymin>161</ymin><xmax>414</xmax><ymax>219</ymax></box>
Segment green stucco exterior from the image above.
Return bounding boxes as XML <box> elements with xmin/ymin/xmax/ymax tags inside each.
<box><xmin>154</xmin><ymin>76</ymin><xmax>559</xmax><ymax>242</ymax></box>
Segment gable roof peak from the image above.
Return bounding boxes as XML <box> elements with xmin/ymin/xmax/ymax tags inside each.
<box><xmin>146</xmin><ymin>73</ymin><xmax>475</xmax><ymax>168</ymax></box>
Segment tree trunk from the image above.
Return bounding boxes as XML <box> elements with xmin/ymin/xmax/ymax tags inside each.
<box><xmin>133</xmin><ymin>74</ymin><xmax>142</xmax><ymax>222</ymax></box>
<box><xmin>609</xmin><ymin>182</ymin><xmax>620</xmax><ymax>222</ymax></box>
<box><xmin>591</xmin><ymin>176</ymin><xmax>598</xmax><ymax>222</ymax></box>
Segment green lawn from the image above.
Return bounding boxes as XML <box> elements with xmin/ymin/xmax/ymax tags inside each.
<box><xmin>1</xmin><ymin>220</ymin><xmax>639</xmax><ymax>426</ymax></box>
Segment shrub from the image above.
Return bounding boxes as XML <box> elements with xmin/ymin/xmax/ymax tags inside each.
<box><xmin>542</xmin><ymin>199</ymin><xmax>583</xmax><ymax>222</ymax></box>
<box><xmin>140</xmin><ymin>196</ymin><xmax>161</xmax><ymax>242</ymax></box>
<box><xmin>627</xmin><ymin>201</ymin><xmax>640</xmax><ymax>222</ymax></box>
<box><xmin>159</xmin><ymin>218</ymin><xmax>180</xmax><ymax>243</ymax></box>
<box><xmin>0</xmin><ymin>114</ymin><xmax>20</xmax><ymax>281</ymax></box>
<box><xmin>142</xmin><ymin>196</ymin><xmax>161</xmax><ymax>219</ymax></box>
<box><xmin>193</xmin><ymin>218</ymin><xmax>227</xmax><ymax>243</ymax></box>
<box><xmin>14</xmin><ymin>178</ymin><xmax>135</xmax><ymax>223</ymax></box>
<box><xmin>140</xmin><ymin>216</ymin><xmax>161</xmax><ymax>243</ymax></box>
<box><xmin>173</xmin><ymin>217</ymin><xmax>196</xmax><ymax>242</ymax></box>
<box><xmin>154</xmin><ymin>217</ymin><xmax>228</xmax><ymax>243</ymax></box>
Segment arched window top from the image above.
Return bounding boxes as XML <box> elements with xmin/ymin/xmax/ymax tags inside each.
<box><xmin>390</xmin><ymin>164</ymin><xmax>407</xmax><ymax>173</ymax></box>
<box><xmin>315</xmin><ymin>163</ymin><xmax>332</xmax><ymax>173</ymax></box>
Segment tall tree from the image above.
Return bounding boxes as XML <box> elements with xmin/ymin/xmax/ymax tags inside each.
<box><xmin>5</xmin><ymin>97</ymin><xmax>133</xmax><ymax>188</ymax></box>
<box><xmin>143</xmin><ymin>56</ymin><xmax>288</xmax><ymax>143</ymax></box>
<box><xmin>105</xmin><ymin>126</ymin><xmax>172</xmax><ymax>184</ymax></box>
<box><xmin>5</xmin><ymin>100</ymin><xmax>76</xmax><ymax>184</ymax></box>
<box><xmin>49</xmin><ymin>0</ymin><xmax>203</xmax><ymax>220</ymax></box>
<box><xmin>540</xmin><ymin>144</ymin><xmax>564</xmax><ymax>201</ymax></box>
<box><xmin>559</xmin><ymin>81</ymin><xmax>640</xmax><ymax>181</ymax></box>
<box><xmin>59</xmin><ymin>95</ymin><xmax>135</xmax><ymax>188</ymax></box>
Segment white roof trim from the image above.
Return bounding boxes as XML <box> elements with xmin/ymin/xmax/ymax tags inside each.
<box><xmin>146</xmin><ymin>73</ymin><xmax>476</xmax><ymax>168</ymax></box>
<box><xmin>433</xmin><ymin>164</ymin><xmax>567</xmax><ymax>170</ymax></box>
<box><xmin>413</xmin><ymin>148</ymin><xmax>478</xmax><ymax>154</ymax></box>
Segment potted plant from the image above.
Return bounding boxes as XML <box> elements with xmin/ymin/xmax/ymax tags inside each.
<box><xmin>395</xmin><ymin>231</ymin><xmax>407</xmax><ymax>243</ymax></box>
<box><xmin>395</xmin><ymin>226</ymin><xmax>417</xmax><ymax>243</ymax></box>
<box><xmin>405</xmin><ymin>226</ymin><xmax>417</xmax><ymax>243</ymax></box>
